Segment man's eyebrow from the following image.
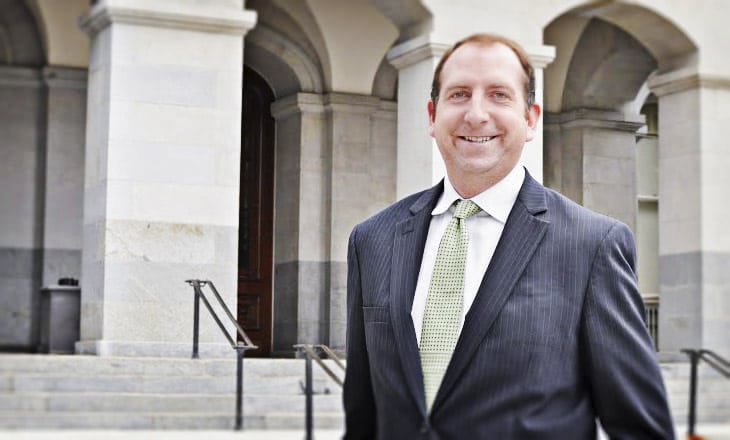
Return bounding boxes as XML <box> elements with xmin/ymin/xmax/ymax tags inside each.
<box><xmin>443</xmin><ymin>84</ymin><xmax>470</xmax><ymax>90</ymax></box>
<box><xmin>486</xmin><ymin>83</ymin><xmax>515</xmax><ymax>91</ymax></box>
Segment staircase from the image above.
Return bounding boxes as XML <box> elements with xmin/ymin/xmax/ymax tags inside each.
<box><xmin>662</xmin><ymin>361</ymin><xmax>730</xmax><ymax>427</ymax></box>
<box><xmin>1</xmin><ymin>354</ymin><xmax>729</xmax><ymax>433</ymax></box>
<box><xmin>0</xmin><ymin>354</ymin><xmax>344</xmax><ymax>430</ymax></box>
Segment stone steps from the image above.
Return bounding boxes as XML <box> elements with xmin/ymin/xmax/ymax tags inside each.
<box><xmin>661</xmin><ymin>362</ymin><xmax>730</xmax><ymax>425</ymax></box>
<box><xmin>0</xmin><ymin>354</ymin><xmax>344</xmax><ymax>430</ymax></box>
<box><xmin>0</xmin><ymin>392</ymin><xmax>343</xmax><ymax>413</ymax></box>
<box><xmin>0</xmin><ymin>411</ymin><xmax>344</xmax><ymax>430</ymax></box>
<box><xmin>1</xmin><ymin>354</ymin><xmax>728</xmax><ymax>431</ymax></box>
<box><xmin>3</xmin><ymin>374</ymin><xmax>335</xmax><ymax>394</ymax></box>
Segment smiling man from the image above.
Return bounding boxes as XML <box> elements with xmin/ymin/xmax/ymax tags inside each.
<box><xmin>343</xmin><ymin>33</ymin><xmax>674</xmax><ymax>439</ymax></box>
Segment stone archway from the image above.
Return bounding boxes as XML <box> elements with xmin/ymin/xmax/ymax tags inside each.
<box><xmin>544</xmin><ymin>17</ymin><xmax>657</xmax><ymax>231</ymax></box>
<box><xmin>542</xmin><ymin>2</ymin><xmax>725</xmax><ymax>355</ymax></box>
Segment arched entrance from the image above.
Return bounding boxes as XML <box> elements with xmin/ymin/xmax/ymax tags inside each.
<box><xmin>238</xmin><ymin>66</ymin><xmax>275</xmax><ymax>357</ymax></box>
<box><xmin>543</xmin><ymin>2</ymin><xmax>701</xmax><ymax>353</ymax></box>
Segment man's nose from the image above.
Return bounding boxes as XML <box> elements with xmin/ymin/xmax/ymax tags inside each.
<box><xmin>464</xmin><ymin>98</ymin><xmax>490</xmax><ymax>125</ymax></box>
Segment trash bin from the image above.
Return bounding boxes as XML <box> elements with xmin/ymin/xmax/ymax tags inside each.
<box><xmin>38</xmin><ymin>280</ymin><xmax>81</xmax><ymax>354</ymax></box>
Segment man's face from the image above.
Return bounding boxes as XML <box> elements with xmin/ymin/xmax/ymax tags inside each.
<box><xmin>428</xmin><ymin>42</ymin><xmax>540</xmax><ymax>188</ymax></box>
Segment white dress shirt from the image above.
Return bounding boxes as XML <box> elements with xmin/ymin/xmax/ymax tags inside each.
<box><xmin>411</xmin><ymin>166</ymin><xmax>525</xmax><ymax>346</ymax></box>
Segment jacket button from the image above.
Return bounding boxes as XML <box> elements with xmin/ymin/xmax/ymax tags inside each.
<box><xmin>420</xmin><ymin>421</ymin><xmax>429</xmax><ymax>434</ymax></box>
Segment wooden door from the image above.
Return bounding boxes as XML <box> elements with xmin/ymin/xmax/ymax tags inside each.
<box><xmin>238</xmin><ymin>67</ymin><xmax>274</xmax><ymax>357</ymax></box>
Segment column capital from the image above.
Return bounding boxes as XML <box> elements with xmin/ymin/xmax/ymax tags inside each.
<box><xmin>79</xmin><ymin>0</ymin><xmax>257</xmax><ymax>37</ymax></box>
<box><xmin>546</xmin><ymin>108</ymin><xmax>645</xmax><ymax>132</ymax></box>
<box><xmin>271</xmin><ymin>92</ymin><xmax>387</xmax><ymax>120</ymax></box>
<box><xmin>373</xmin><ymin>100</ymin><xmax>397</xmax><ymax>121</ymax></box>
<box><xmin>271</xmin><ymin>93</ymin><xmax>326</xmax><ymax>120</ymax></box>
<box><xmin>0</xmin><ymin>65</ymin><xmax>42</xmax><ymax>88</ymax></box>
<box><xmin>527</xmin><ymin>45</ymin><xmax>556</xmax><ymax>69</ymax></box>
<box><xmin>323</xmin><ymin>93</ymin><xmax>382</xmax><ymax>115</ymax></box>
<box><xmin>42</xmin><ymin>67</ymin><xmax>87</xmax><ymax>90</ymax></box>
<box><xmin>387</xmin><ymin>36</ymin><xmax>449</xmax><ymax>70</ymax></box>
<box><xmin>648</xmin><ymin>67</ymin><xmax>730</xmax><ymax>97</ymax></box>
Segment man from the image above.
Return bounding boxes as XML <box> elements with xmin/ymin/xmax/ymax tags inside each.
<box><xmin>343</xmin><ymin>33</ymin><xmax>674</xmax><ymax>439</ymax></box>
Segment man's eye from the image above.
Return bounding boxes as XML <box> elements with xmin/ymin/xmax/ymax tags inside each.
<box><xmin>450</xmin><ymin>91</ymin><xmax>468</xmax><ymax>99</ymax></box>
<box><xmin>492</xmin><ymin>92</ymin><xmax>509</xmax><ymax>101</ymax></box>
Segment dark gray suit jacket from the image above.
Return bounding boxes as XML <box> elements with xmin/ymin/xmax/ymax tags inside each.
<box><xmin>343</xmin><ymin>171</ymin><xmax>674</xmax><ymax>439</ymax></box>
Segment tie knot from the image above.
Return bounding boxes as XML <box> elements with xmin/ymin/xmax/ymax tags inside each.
<box><xmin>453</xmin><ymin>199</ymin><xmax>481</xmax><ymax>219</ymax></box>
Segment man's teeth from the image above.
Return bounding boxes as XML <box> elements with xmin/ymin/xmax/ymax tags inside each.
<box><xmin>462</xmin><ymin>136</ymin><xmax>495</xmax><ymax>143</ymax></box>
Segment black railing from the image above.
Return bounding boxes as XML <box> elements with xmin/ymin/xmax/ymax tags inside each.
<box><xmin>294</xmin><ymin>344</ymin><xmax>345</xmax><ymax>440</ymax></box>
<box><xmin>642</xmin><ymin>294</ymin><xmax>659</xmax><ymax>349</ymax></box>
<box><xmin>680</xmin><ymin>349</ymin><xmax>730</xmax><ymax>438</ymax></box>
<box><xmin>186</xmin><ymin>279</ymin><xmax>258</xmax><ymax>431</ymax></box>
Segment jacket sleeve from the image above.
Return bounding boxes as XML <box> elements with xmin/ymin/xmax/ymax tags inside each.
<box><xmin>580</xmin><ymin>221</ymin><xmax>675</xmax><ymax>439</ymax></box>
<box><xmin>342</xmin><ymin>226</ymin><xmax>377</xmax><ymax>439</ymax></box>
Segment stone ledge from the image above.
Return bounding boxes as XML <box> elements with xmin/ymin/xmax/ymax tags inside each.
<box><xmin>80</xmin><ymin>2</ymin><xmax>257</xmax><ymax>37</ymax></box>
<box><xmin>75</xmin><ymin>340</ymin><xmax>233</xmax><ymax>358</ymax></box>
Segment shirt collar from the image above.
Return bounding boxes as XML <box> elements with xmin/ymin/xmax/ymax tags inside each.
<box><xmin>432</xmin><ymin>165</ymin><xmax>525</xmax><ymax>224</ymax></box>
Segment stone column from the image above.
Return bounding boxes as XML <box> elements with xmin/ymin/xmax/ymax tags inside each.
<box><xmin>650</xmin><ymin>71</ymin><xmax>730</xmax><ymax>355</ymax></box>
<box><xmin>271</xmin><ymin>93</ymin><xmax>328</xmax><ymax>355</ymax></box>
<box><xmin>77</xmin><ymin>0</ymin><xmax>257</xmax><ymax>356</ymax></box>
<box><xmin>41</xmin><ymin>67</ymin><xmax>87</xmax><ymax>287</ymax></box>
<box><xmin>388</xmin><ymin>37</ymin><xmax>447</xmax><ymax>200</ymax></box>
<box><xmin>545</xmin><ymin>109</ymin><xmax>643</xmax><ymax>232</ymax></box>
<box><xmin>526</xmin><ymin>49</ymin><xmax>555</xmax><ymax>184</ymax></box>
<box><xmin>325</xmin><ymin>93</ymin><xmax>396</xmax><ymax>351</ymax></box>
<box><xmin>0</xmin><ymin>67</ymin><xmax>44</xmax><ymax>349</ymax></box>
<box><xmin>271</xmin><ymin>92</ymin><xmax>396</xmax><ymax>353</ymax></box>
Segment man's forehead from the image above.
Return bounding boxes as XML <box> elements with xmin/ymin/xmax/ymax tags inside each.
<box><xmin>445</xmin><ymin>41</ymin><xmax>521</xmax><ymax>68</ymax></box>
<box><xmin>440</xmin><ymin>42</ymin><xmax>525</xmax><ymax>84</ymax></box>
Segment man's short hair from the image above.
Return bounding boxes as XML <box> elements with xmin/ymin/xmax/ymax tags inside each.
<box><xmin>430</xmin><ymin>33</ymin><xmax>536</xmax><ymax>114</ymax></box>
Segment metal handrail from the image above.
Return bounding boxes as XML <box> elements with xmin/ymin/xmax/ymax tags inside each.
<box><xmin>186</xmin><ymin>279</ymin><xmax>258</xmax><ymax>431</ymax></box>
<box><xmin>293</xmin><ymin>344</ymin><xmax>345</xmax><ymax>440</ymax></box>
<box><xmin>681</xmin><ymin>348</ymin><xmax>730</xmax><ymax>439</ymax></box>
<box><xmin>698</xmin><ymin>350</ymin><xmax>730</xmax><ymax>377</ymax></box>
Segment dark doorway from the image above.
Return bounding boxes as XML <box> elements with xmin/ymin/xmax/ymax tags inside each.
<box><xmin>238</xmin><ymin>67</ymin><xmax>275</xmax><ymax>357</ymax></box>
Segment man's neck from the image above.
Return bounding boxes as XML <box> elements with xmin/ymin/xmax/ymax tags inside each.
<box><xmin>449</xmin><ymin>171</ymin><xmax>511</xmax><ymax>199</ymax></box>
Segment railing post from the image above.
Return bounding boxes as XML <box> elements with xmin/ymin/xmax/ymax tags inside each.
<box><xmin>235</xmin><ymin>345</ymin><xmax>245</xmax><ymax>431</ymax></box>
<box><xmin>192</xmin><ymin>282</ymin><xmax>201</xmax><ymax>359</ymax></box>
<box><xmin>186</xmin><ymin>279</ymin><xmax>258</xmax><ymax>431</ymax></box>
<box><xmin>305</xmin><ymin>348</ymin><xmax>314</xmax><ymax>440</ymax></box>
<box><xmin>682</xmin><ymin>349</ymin><xmax>700</xmax><ymax>438</ymax></box>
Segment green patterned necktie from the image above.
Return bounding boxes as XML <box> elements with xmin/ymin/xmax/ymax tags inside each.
<box><xmin>420</xmin><ymin>199</ymin><xmax>482</xmax><ymax>411</ymax></box>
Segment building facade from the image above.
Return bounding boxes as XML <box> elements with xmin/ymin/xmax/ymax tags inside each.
<box><xmin>0</xmin><ymin>0</ymin><xmax>728</xmax><ymax>359</ymax></box>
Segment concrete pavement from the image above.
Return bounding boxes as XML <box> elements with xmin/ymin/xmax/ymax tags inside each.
<box><xmin>0</xmin><ymin>430</ymin><xmax>342</xmax><ymax>440</ymax></box>
<box><xmin>4</xmin><ymin>426</ymin><xmax>730</xmax><ymax>439</ymax></box>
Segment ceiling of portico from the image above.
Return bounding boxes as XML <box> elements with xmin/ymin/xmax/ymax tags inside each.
<box><xmin>306</xmin><ymin>0</ymin><xmax>398</xmax><ymax>95</ymax></box>
<box><xmin>570</xmin><ymin>1</ymin><xmax>696</xmax><ymax>70</ymax></box>
<box><xmin>372</xmin><ymin>0</ymin><xmax>431</xmax><ymax>44</ymax></box>
<box><xmin>561</xmin><ymin>18</ymin><xmax>657</xmax><ymax>112</ymax></box>
<box><xmin>20</xmin><ymin>0</ymin><xmax>88</xmax><ymax>67</ymax></box>
<box><xmin>251</xmin><ymin>0</ymin><xmax>401</xmax><ymax>96</ymax></box>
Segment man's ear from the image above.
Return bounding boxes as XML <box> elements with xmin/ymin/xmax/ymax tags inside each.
<box><xmin>428</xmin><ymin>100</ymin><xmax>436</xmax><ymax>138</ymax></box>
<box><xmin>524</xmin><ymin>102</ymin><xmax>541</xmax><ymax>142</ymax></box>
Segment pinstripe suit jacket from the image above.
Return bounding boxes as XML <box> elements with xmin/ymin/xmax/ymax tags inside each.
<box><xmin>343</xmin><ymin>171</ymin><xmax>674</xmax><ymax>439</ymax></box>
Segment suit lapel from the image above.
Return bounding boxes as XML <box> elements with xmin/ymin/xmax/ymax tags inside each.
<box><xmin>434</xmin><ymin>173</ymin><xmax>550</xmax><ymax>409</ymax></box>
<box><xmin>390</xmin><ymin>182</ymin><xmax>442</xmax><ymax>416</ymax></box>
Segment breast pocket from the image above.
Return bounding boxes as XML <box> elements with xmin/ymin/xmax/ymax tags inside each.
<box><xmin>363</xmin><ymin>306</ymin><xmax>389</xmax><ymax>324</ymax></box>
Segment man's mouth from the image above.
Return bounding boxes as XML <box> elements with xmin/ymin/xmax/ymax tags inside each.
<box><xmin>460</xmin><ymin>135</ymin><xmax>496</xmax><ymax>143</ymax></box>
